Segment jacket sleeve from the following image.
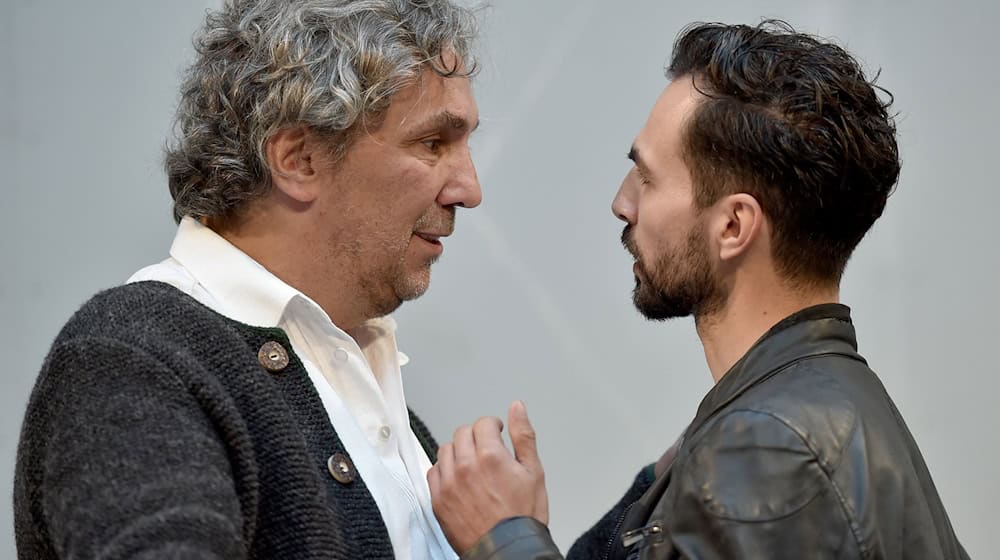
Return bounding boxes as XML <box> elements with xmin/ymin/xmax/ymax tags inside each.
<box><xmin>665</xmin><ymin>409</ymin><xmax>863</xmax><ymax>559</ymax></box>
<box><xmin>14</xmin><ymin>337</ymin><xmax>250</xmax><ymax>560</ymax></box>
<box><xmin>460</xmin><ymin>517</ymin><xmax>564</xmax><ymax>560</ymax></box>
<box><xmin>457</xmin><ymin>465</ymin><xmax>656</xmax><ymax>560</ymax></box>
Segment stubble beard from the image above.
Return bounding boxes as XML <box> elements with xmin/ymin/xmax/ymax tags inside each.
<box><xmin>388</xmin><ymin>206</ymin><xmax>454</xmax><ymax>303</ymax></box>
<box><xmin>358</xmin><ymin>244</ymin><xmax>423</xmax><ymax>320</ymax></box>
<box><xmin>367</xmin><ymin>211</ymin><xmax>453</xmax><ymax>317</ymax></box>
<box><xmin>390</xmin><ymin>251</ymin><xmax>437</xmax><ymax>304</ymax></box>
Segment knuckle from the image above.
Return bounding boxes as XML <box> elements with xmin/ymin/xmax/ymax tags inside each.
<box><xmin>454</xmin><ymin>457</ymin><xmax>475</xmax><ymax>478</ymax></box>
<box><xmin>479</xmin><ymin>447</ymin><xmax>504</xmax><ymax>467</ymax></box>
<box><xmin>441</xmin><ymin>481</ymin><xmax>460</xmax><ymax>501</ymax></box>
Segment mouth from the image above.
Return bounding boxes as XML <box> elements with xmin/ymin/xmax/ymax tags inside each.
<box><xmin>415</xmin><ymin>232</ymin><xmax>446</xmax><ymax>243</ymax></box>
<box><xmin>413</xmin><ymin>232</ymin><xmax>448</xmax><ymax>251</ymax></box>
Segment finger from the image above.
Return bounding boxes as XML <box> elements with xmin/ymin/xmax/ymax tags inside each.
<box><xmin>471</xmin><ymin>416</ymin><xmax>504</xmax><ymax>448</ymax></box>
<box><xmin>436</xmin><ymin>441</ymin><xmax>456</xmax><ymax>484</ymax></box>
<box><xmin>508</xmin><ymin>400</ymin><xmax>541</xmax><ymax>469</ymax></box>
<box><xmin>452</xmin><ymin>424</ymin><xmax>476</xmax><ymax>469</ymax></box>
<box><xmin>426</xmin><ymin>463</ymin><xmax>441</xmax><ymax>502</ymax></box>
<box><xmin>472</xmin><ymin>416</ymin><xmax>508</xmax><ymax>461</ymax></box>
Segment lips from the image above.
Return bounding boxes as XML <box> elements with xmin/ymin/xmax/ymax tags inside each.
<box><xmin>414</xmin><ymin>232</ymin><xmax>447</xmax><ymax>244</ymax></box>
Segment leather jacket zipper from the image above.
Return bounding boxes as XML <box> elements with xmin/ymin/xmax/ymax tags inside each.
<box><xmin>602</xmin><ymin>501</ymin><xmax>636</xmax><ymax>560</ymax></box>
<box><xmin>622</xmin><ymin>522</ymin><xmax>662</xmax><ymax>549</ymax></box>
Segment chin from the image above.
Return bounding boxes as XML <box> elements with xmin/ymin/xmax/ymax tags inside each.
<box><xmin>633</xmin><ymin>280</ymin><xmax>695</xmax><ymax>321</ymax></box>
<box><xmin>394</xmin><ymin>267</ymin><xmax>432</xmax><ymax>302</ymax></box>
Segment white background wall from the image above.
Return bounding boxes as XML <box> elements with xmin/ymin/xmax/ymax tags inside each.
<box><xmin>3</xmin><ymin>1</ymin><xmax>996</xmax><ymax>557</ymax></box>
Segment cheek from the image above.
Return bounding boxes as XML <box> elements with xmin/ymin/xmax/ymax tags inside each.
<box><xmin>390</xmin><ymin>167</ymin><xmax>440</xmax><ymax>222</ymax></box>
<box><xmin>637</xmin><ymin>194</ymin><xmax>694</xmax><ymax>242</ymax></box>
<box><xmin>634</xmin><ymin>228</ymin><xmax>670</xmax><ymax>268</ymax></box>
<box><xmin>634</xmin><ymin>207</ymin><xmax>671</xmax><ymax>255</ymax></box>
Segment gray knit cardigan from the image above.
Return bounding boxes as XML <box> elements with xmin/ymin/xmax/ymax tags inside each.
<box><xmin>14</xmin><ymin>281</ymin><xmax>439</xmax><ymax>559</ymax></box>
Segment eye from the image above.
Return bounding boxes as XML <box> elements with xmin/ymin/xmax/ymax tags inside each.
<box><xmin>421</xmin><ymin>138</ymin><xmax>442</xmax><ymax>153</ymax></box>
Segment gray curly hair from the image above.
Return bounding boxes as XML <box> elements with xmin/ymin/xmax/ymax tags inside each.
<box><xmin>165</xmin><ymin>0</ymin><xmax>480</xmax><ymax>223</ymax></box>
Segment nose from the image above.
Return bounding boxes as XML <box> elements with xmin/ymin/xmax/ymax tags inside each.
<box><xmin>438</xmin><ymin>147</ymin><xmax>482</xmax><ymax>209</ymax></box>
<box><xmin>612</xmin><ymin>174</ymin><xmax>637</xmax><ymax>225</ymax></box>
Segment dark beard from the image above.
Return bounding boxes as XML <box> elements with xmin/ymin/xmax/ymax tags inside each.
<box><xmin>622</xmin><ymin>225</ymin><xmax>725</xmax><ymax>321</ymax></box>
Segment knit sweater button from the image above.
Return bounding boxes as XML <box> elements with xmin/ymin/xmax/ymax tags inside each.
<box><xmin>327</xmin><ymin>452</ymin><xmax>356</xmax><ymax>484</ymax></box>
<box><xmin>257</xmin><ymin>341</ymin><xmax>289</xmax><ymax>372</ymax></box>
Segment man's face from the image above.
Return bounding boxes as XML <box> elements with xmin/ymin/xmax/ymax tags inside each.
<box><xmin>314</xmin><ymin>61</ymin><xmax>481</xmax><ymax>318</ymax></box>
<box><xmin>613</xmin><ymin>78</ymin><xmax>727</xmax><ymax>320</ymax></box>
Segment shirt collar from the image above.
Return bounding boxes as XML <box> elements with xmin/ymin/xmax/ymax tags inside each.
<box><xmin>169</xmin><ymin>216</ymin><xmax>308</xmax><ymax>327</ymax></box>
<box><xmin>169</xmin><ymin>216</ymin><xmax>406</xmax><ymax>361</ymax></box>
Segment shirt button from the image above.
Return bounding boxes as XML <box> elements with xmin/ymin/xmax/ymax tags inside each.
<box><xmin>327</xmin><ymin>452</ymin><xmax>356</xmax><ymax>484</ymax></box>
<box><xmin>257</xmin><ymin>341</ymin><xmax>289</xmax><ymax>372</ymax></box>
<box><xmin>334</xmin><ymin>348</ymin><xmax>349</xmax><ymax>363</ymax></box>
<box><xmin>379</xmin><ymin>425</ymin><xmax>392</xmax><ymax>440</ymax></box>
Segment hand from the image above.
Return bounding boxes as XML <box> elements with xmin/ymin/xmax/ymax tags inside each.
<box><xmin>427</xmin><ymin>401</ymin><xmax>549</xmax><ymax>554</ymax></box>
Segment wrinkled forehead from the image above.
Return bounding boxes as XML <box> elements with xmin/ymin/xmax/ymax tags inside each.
<box><xmin>385</xmin><ymin>66</ymin><xmax>479</xmax><ymax>131</ymax></box>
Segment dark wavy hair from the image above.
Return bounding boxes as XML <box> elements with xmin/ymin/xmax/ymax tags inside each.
<box><xmin>669</xmin><ymin>20</ymin><xmax>900</xmax><ymax>285</ymax></box>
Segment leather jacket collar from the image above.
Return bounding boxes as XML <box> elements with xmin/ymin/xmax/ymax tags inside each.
<box><xmin>688</xmin><ymin>303</ymin><xmax>866</xmax><ymax>437</ymax></box>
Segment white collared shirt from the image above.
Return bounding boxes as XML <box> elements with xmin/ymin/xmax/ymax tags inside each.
<box><xmin>128</xmin><ymin>217</ymin><xmax>456</xmax><ymax>560</ymax></box>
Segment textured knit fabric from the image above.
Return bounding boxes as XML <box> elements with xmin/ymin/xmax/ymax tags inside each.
<box><xmin>14</xmin><ymin>281</ymin><xmax>439</xmax><ymax>559</ymax></box>
<box><xmin>129</xmin><ymin>216</ymin><xmax>456</xmax><ymax>559</ymax></box>
<box><xmin>564</xmin><ymin>467</ymin><xmax>654</xmax><ymax>560</ymax></box>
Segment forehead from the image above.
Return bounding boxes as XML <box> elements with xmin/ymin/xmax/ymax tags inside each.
<box><xmin>381</xmin><ymin>67</ymin><xmax>478</xmax><ymax>132</ymax></box>
<box><xmin>635</xmin><ymin>77</ymin><xmax>702</xmax><ymax>162</ymax></box>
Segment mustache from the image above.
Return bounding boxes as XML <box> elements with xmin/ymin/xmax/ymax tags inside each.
<box><xmin>414</xmin><ymin>206</ymin><xmax>456</xmax><ymax>235</ymax></box>
<box><xmin>621</xmin><ymin>225</ymin><xmax>638</xmax><ymax>258</ymax></box>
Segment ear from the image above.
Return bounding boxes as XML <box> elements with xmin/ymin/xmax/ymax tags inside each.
<box><xmin>264</xmin><ymin>127</ymin><xmax>324</xmax><ymax>203</ymax></box>
<box><xmin>712</xmin><ymin>193</ymin><xmax>765</xmax><ymax>262</ymax></box>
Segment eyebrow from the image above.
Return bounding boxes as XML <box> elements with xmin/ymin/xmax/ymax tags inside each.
<box><xmin>627</xmin><ymin>145</ymin><xmax>650</xmax><ymax>173</ymax></box>
<box><xmin>410</xmin><ymin>110</ymin><xmax>480</xmax><ymax>135</ymax></box>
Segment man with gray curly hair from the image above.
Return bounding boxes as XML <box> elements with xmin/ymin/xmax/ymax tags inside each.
<box><xmin>15</xmin><ymin>1</ymin><xmax>481</xmax><ymax>558</ymax></box>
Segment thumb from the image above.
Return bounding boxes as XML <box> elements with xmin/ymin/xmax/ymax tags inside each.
<box><xmin>508</xmin><ymin>400</ymin><xmax>540</xmax><ymax>469</ymax></box>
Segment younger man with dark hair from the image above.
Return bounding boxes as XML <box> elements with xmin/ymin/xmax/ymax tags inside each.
<box><xmin>427</xmin><ymin>21</ymin><xmax>969</xmax><ymax>560</ymax></box>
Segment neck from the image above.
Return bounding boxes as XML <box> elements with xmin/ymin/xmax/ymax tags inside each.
<box><xmin>695</xmin><ymin>277</ymin><xmax>839</xmax><ymax>383</ymax></box>
<box><xmin>207</xmin><ymin>211</ymin><xmax>372</xmax><ymax>331</ymax></box>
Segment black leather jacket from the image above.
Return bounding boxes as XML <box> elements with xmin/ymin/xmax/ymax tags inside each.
<box><xmin>463</xmin><ymin>305</ymin><xmax>969</xmax><ymax>560</ymax></box>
